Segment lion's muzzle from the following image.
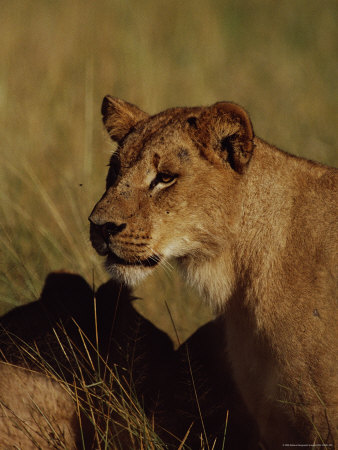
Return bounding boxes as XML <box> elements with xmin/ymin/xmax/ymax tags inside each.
<box><xmin>89</xmin><ymin>215</ymin><xmax>161</xmax><ymax>269</ymax></box>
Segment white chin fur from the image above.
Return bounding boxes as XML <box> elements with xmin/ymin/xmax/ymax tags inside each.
<box><xmin>104</xmin><ymin>261</ymin><xmax>152</xmax><ymax>286</ymax></box>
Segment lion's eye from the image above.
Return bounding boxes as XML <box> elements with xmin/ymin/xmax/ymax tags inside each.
<box><xmin>157</xmin><ymin>173</ymin><xmax>176</xmax><ymax>184</ymax></box>
<box><xmin>150</xmin><ymin>172</ymin><xmax>177</xmax><ymax>190</ymax></box>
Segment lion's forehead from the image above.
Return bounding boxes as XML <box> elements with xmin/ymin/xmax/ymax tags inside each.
<box><xmin>120</xmin><ymin>122</ymin><xmax>194</xmax><ymax>172</ymax></box>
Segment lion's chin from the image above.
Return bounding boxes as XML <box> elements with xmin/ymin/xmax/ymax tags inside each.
<box><xmin>104</xmin><ymin>259</ymin><xmax>154</xmax><ymax>286</ymax></box>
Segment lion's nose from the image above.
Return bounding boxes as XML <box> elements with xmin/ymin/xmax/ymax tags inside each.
<box><xmin>89</xmin><ymin>216</ymin><xmax>127</xmax><ymax>239</ymax></box>
<box><xmin>102</xmin><ymin>222</ymin><xmax>127</xmax><ymax>236</ymax></box>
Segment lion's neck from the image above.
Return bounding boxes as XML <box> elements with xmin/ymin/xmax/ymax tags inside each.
<box><xmin>181</xmin><ymin>251</ymin><xmax>236</xmax><ymax>311</ymax></box>
<box><xmin>183</xmin><ymin>140</ymin><xmax>301</xmax><ymax>314</ymax></box>
<box><xmin>182</xmin><ymin>138</ymin><xmax>332</xmax><ymax>325</ymax></box>
<box><xmin>234</xmin><ymin>141</ymin><xmax>294</xmax><ymax>301</ymax></box>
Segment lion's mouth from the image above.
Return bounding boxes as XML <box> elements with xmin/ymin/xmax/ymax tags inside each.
<box><xmin>106</xmin><ymin>251</ymin><xmax>160</xmax><ymax>267</ymax></box>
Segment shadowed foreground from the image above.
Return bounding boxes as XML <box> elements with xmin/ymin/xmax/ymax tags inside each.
<box><xmin>0</xmin><ymin>272</ymin><xmax>259</xmax><ymax>449</ymax></box>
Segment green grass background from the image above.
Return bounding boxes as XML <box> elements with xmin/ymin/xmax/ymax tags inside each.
<box><xmin>0</xmin><ymin>0</ymin><xmax>337</xmax><ymax>342</ymax></box>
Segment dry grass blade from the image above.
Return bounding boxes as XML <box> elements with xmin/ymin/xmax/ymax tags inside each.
<box><xmin>177</xmin><ymin>422</ymin><xmax>194</xmax><ymax>450</ymax></box>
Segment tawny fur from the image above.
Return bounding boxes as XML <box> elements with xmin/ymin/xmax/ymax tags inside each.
<box><xmin>90</xmin><ymin>96</ymin><xmax>338</xmax><ymax>449</ymax></box>
<box><xmin>0</xmin><ymin>363</ymin><xmax>79</xmax><ymax>449</ymax></box>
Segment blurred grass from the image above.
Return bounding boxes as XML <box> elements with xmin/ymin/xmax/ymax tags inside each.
<box><xmin>0</xmin><ymin>0</ymin><xmax>337</xmax><ymax>340</ymax></box>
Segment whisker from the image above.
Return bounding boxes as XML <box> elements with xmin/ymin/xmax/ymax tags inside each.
<box><xmin>160</xmin><ymin>258</ymin><xmax>173</xmax><ymax>273</ymax></box>
<box><xmin>160</xmin><ymin>261</ymin><xmax>173</xmax><ymax>279</ymax></box>
<box><xmin>146</xmin><ymin>244</ymin><xmax>173</xmax><ymax>277</ymax></box>
<box><xmin>162</xmin><ymin>258</ymin><xmax>174</xmax><ymax>271</ymax></box>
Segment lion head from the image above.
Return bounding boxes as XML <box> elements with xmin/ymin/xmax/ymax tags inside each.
<box><xmin>89</xmin><ymin>96</ymin><xmax>254</xmax><ymax>286</ymax></box>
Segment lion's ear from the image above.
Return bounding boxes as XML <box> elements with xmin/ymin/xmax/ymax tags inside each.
<box><xmin>101</xmin><ymin>96</ymin><xmax>149</xmax><ymax>143</ymax></box>
<box><xmin>209</xmin><ymin>102</ymin><xmax>254</xmax><ymax>173</ymax></box>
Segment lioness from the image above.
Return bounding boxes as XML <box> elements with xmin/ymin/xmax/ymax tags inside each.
<box><xmin>89</xmin><ymin>96</ymin><xmax>337</xmax><ymax>449</ymax></box>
